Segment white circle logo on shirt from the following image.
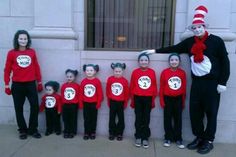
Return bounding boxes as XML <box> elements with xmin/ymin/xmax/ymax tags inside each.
<box><xmin>64</xmin><ymin>87</ymin><xmax>76</xmax><ymax>100</ymax></box>
<box><xmin>168</xmin><ymin>76</ymin><xmax>182</xmax><ymax>90</ymax></box>
<box><xmin>84</xmin><ymin>84</ymin><xmax>96</xmax><ymax>97</ymax></box>
<box><xmin>45</xmin><ymin>96</ymin><xmax>56</xmax><ymax>108</ymax></box>
<box><xmin>111</xmin><ymin>83</ymin><xmax>123</xmax><ymax>96</ymax></box>
<box><xmin>138</xmin><ymin>76</ymin><xmax>151</xmax><ymax>89</ymax></box>
<box><xmin>16</xmin><ymin>55</ymin><xmax>31</xmax><ymax>68</ymax></box>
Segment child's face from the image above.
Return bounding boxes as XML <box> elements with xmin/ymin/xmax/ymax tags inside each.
<box><xmin>66</xmin><ymin>72</ymin><xmax>76</xmax><ymax>83</ymax></box>
<box><xmin>138</xmin><ymin>56</ymin><xmax>149</xmax><ymax>69</ymax></box>
<box><xmin>18</xmin><ymin>34</ymin><xmax>28</xmax><ymax>47</ymax></box>
<box><xmin>169</xmin><ymin>55</ymin><xmax>180</xmax><ymax>69</ymax></box>
<box><xmin>113</xmin><ymin>67</ymin><xmax>123</xmax><ymax>78</ymax></box>
<box><xmin>45</xmin><ymin>86</ymin><xmax>54</xmax><ymax>95</ymax></box>
<box><xmin>85</xmin><ymin>66</ymin><xmax>96</xmax><ymax>78</ymax></box>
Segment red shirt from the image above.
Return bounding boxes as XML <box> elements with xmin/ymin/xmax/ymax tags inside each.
<box><xmin>159</xmin><ymin>67</ymin><xmax>186</xmax><ymax>108</ymax></box>
<box><xmin>40</xmin><ymin>93</ymin><xmax>62</xmax><ymax>113</ymax></box>
<box><xmin>106</xmin><ymin>76</ymin><xmax>129</xmax><ymax>108</ymax></box>
<box><xmin>4</xmin><ymin>48</ymin><xmax>42</xmax><ymax>85</ymax></box>
<box><xmin>130</xmin><ymin>68</ymin><xmax>158</xmax><ymax>108</ymax></box>
<box><xmin>61</xmin><ymin>82</ymin><xmax>80</xmax><ymax>106</ymax></box>
<box><xmin>80</xmin><ymin>77</ymin><xmax>103</xmax><ymax>109</ymax></box>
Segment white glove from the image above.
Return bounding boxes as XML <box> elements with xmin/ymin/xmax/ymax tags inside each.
<box><xmin>140</xmin><ymin>49</ymin><xmax>156</xmax><ymax>55</ymax></box>
<box><xmin>217</xmin><ymin>84</ymin><xmax>227</xmax><ymax>93</ymax></box>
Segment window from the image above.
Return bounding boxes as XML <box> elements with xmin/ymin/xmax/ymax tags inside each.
<box><xmin>86</xmin><ymin>0</ymin><xmax>176</xmax><ymax>50</ymax></box>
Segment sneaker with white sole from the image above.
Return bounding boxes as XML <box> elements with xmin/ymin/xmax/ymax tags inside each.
<box><xmin>176</xmin><ymin>140</ymin><xmax>185</xmax><ymax>149</ymax></box>
<box><xmin>163</xmin><ymin>140</ymin><xmax>171</xmax><ymax>147</ymax></box>
<box><xmin>135</xmin><ymin>138</ymin><xmax>142</xmax><ymax>147</ymax></box>
<box><xmin>142</xmin><ymin>140</ymin><xmax>149</xmax><ymax>148</ymax></box>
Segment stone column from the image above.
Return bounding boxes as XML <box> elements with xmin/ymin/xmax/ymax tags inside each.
<box><xmin>29</xmin><ymin>0</ymin><xmax>76</xmax><ymax>39</ymax></box>
<box><xmin>181</xmin><ymin>0</ymin><xmax>236</xmax><ymax>42</ymax></box>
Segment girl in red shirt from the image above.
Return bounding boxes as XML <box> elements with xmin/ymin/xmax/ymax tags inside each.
<box><xmin>40</xmin><ymin>81</ymin><xmax>62</xmax><ymax>136</ymax></box>
<box><xmin>106</xmin><ymin>63</ymin><xmax>129</xmax><ymax>141</ymax></box>
<box><xmin>80</xmin><ymin>64</ymin><xmax>103</xmax><ymax>140</ymax></box>
<box><xmin>130</xmin><ymin>53</ymin><xmax>158</xmax><ymax>148</ymax></box>
<box><xmin>4</xmin><ymin>30</ymin><xmax>43</xmax><ymax>139</ymax></box>
<box><xmin>160</xmin><ymin>53</ymin><xmax>186</xmax><ymax>149</ymax></box>
<box><xmin>61</xmin><ymin>69</ymin><xmax>80</xmax><ymax>138</ymax></box>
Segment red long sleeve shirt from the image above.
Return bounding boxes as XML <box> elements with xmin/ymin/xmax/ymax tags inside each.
<box><xmin>159</xmin><ymin>68</ymin><xmax>186</xmax><ymax>108</ymax></box>
<box><xmin>130</xmin><ymin>68</ymin><xmax>158</xmax><ymax>108</ymax></box>
<box><xmin>4</xmin><ymin>48</ymin><xmax>42</xmax><ymax>85</ymax></box>
<box><xmin>61</xmin><ymin>82</ymin><xmax>80</xmax><ymax>106</ymax></box>
<box><xmin>40</xmin><ymin>93</ymin><xmax>62</xmax><ymax>113</ymax></box>
<box><xmin>80</xmin><ymin>77</ymin><xmax>103</xmax><ymax>109</ymax></box>
<box><xmin>106</xmin><ymin>76</ymin><xmax>129</xmax><ymax>108</ymax></box>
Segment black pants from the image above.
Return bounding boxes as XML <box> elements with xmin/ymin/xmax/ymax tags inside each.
<box><xmin>164</xmin><ymin>96</ymin><xmax>182</xmax><ymax>141</ymax></box>
<box><xmin>134</xmin><ymin>95</ymin><xmax>152</xmax><ymax>140</ymax></box>
<box><xmin>11</xmin><ymin>81</ymin><xmax>39</xmax><ymax>134</ymax></box>
<box><xmin>83</xmin><ymin>102</ymin><xmax>98</xmax><ymax>135</ymax></box>
<box><xmin>109</xmin><ymin>100</ymin><xmax>125</xmax><ymax>136</ymax></box>
<box><xmin>62</xmin><ymin>104</ymin><xmax>78</xmax><ymax>134</ymax></box>
<box><xmin>190</xmin><ymin>79</ymin><xmax>220</xmax><ymax>141</ymax></box>
<box><xmin>45</xmin><ymin>108</ymin><xmax>61</xmax><ymax>133</ymax></box>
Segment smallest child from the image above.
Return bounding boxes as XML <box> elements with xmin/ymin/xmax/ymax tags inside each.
<box><xmin>106</xmin><ymin>63</ymin><xmax>129</xmax><ymax>141</ymax></box>
<box><xmin>40</xmin><ymin>81</ymin><xmax>62</xmax><ymax>136</ymax></box>
<box><xmin>159</xmin><ymin>53</ymin><xmax>186</xmax><ymax>149</ymax></box>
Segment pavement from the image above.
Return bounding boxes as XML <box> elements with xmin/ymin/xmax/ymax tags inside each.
<box><xmin>0</xmin><ymin>125</ymin><xmax>235</xmax><ymax>157</ymax></box>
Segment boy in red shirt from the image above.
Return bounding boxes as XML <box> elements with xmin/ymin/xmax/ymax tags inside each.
<box><xmin>80</xmin><ymin>64</ymin><xmax>103</xmax><ymax>140</ymax></box>
<box><xmin>61</xmin><ymin>69</ymin><xmax>80</xmax><ymax>138</ymax></box>
<box><xmin>130</xmin><ymin>53</ymin><xmax>158</xmax><ymax>148</ymax></box>
<box><xmin>160</xmin><ymin>53</ymin><xmax>186</xmax><ymax>149</ymax></box>
<box><xmin>106</xmin><ymin>63</ymin><xmax>129</xmax><ymax>141</ymax></box>
<box><xmin>40</xmin><ymin>81</ymin><xmax>62</xmax><ymax>136</ymax></box>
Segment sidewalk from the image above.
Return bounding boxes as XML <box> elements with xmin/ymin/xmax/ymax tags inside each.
<box><xmin>0</xmin><ymin>125</ymin><xmax>235</xmax><ymax>157</ymax></box>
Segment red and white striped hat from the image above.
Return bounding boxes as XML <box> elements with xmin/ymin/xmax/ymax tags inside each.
<box><xmin>188</xmin><ymin>5</ymin><xmax>208</xmax><ymax>29</ymax></box>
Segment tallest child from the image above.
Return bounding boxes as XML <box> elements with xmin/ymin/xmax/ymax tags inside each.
<box><xmin>4</xmin><ymin>30</ymin><xmax>43</xmax><ymax>139</ymax></box>
<box><xmin>144</xmin><ymin>6</ymin><xmax>230</xmax><ymax>154</ymax></box>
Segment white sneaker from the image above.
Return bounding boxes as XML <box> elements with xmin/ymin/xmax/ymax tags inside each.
<box><xmin>163</xmin><ymin>140</ymin><xmax>171</xmax><ymax>147</ymax></box>
<box><xmin>142</xmin><ymin>140</ymin><xmax>149</xmax><ymax>148</ymax></box>
<box><xmin>135</xmin><ymin>138</ymin><xmax>142</xmax><ymax>147</ymax></box>
<box><xmin>176</xmin><ymin>141</ymin><xmax>185</xmax><ymax>149</ymax></box>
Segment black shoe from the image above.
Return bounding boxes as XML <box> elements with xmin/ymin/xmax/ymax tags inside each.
<box><xmin>90</xmin><ymin>134</ymin><xmax>96</xmax><ymax>140</ymax></box>
<box><xmin>19</xmin><ymin>132</ymin><xmax>27</xmax><ymax>140</ymax></box>
<box><xmin>197</xmin><ymin>141</ymin><xmax>214</xmax><ymax>154</ymax></box>
<box><xmin>45</xmin><ymin>131</ymin><xmax>52</xmax><ymax>136</ymax></box>
<box><xmin>116</xmin><ymin>135</ymin><xmax>123</xmax><ymax>141</ymax></box>
<box><xmin>83</xmin><ymin>134</ymin><xmax>89</xmax><ymax>140</ymax></box>
<box><xmin>68</xmin><ymin>134</ymin><xmax>74</xmax><ymax>138</ymax></box>
<box><xmin>187</xmin><ymin>138</ymin><xmax>203</xmax><ymax>150</ymax></box>
<box><xmin>31</xmin><ymin>132</ymin><xmax>41</xmax><ymax>139</ymax></box>
<box><xmin>55</xmin><ymin>131</ymin><xmax>61</xmax><ymax>135</ymax></box>
<box><xmin>109</xmin><ymin>135</ymin><xmax>115</xmax><ymax>141</ymax></box>
<box><xmin>63</xmin><ymin>133</ymin><xmax>69</xmax><ymax>138</ymax></box>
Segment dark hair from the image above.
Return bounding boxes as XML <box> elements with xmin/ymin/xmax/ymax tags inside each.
<box><xmin>13</xmin><ymin>30</ymin><xmax>31</xmax><ymax>50</ymax></box>
<box><xmin>83</xmin><ymin>64</ymin><xmax>99</xmax><ymax>72</ymax></box>
<box><xmin>168</xmin><ymin>53</ymin><xmax>181</xmax><ymax>62</ymax></box>
<box><xmin>111</xmin><ymin>63</ymin><xmax>126</xmax><ymax>70</ymax></box>
<box><xmin>65</xmin><ymin>69</ymin><xmax>78</xmax><ymax>77</ymax></box>
<box><xmin>44</xmin><ymin>81</ymin><xmax>60</xmax><ymax>92</ymax></box>
<box><xmin>138</xmin><ymin>52</ymin><xmax>150</xmax><ymax>61</ymax></box>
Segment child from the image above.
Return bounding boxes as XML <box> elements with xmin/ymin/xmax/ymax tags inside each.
<box><xmin>4</xmin><ymin>30</ymin><xmax>43</xmax><ymax>139</ymax></box>
<box><xmin>61</xmin><ymin>69</ymin><xmax>80</xmax><ymax>138</ymax></box>
<box><xmin>80</xmin><ymin>64</ymin><xmax>103</xmax><ymax>140</ymax></box>
<box><xmin>40</xmin><ymin>81</ymin><xmax>62</xmax><ymax>136</ymax></box>
<box><xmin>159</xmin><ymin>53</ymin><xmax>186</xmax><ymax>149</ymax></box>
<box><xmin>130</xmin><ymin>53</ymin><xmax>158</xmax><ymax>148</ymax></box>
<box><xmin>106</xmin><ymin>63</ymin><xmax>129</xmax><ymax>141</ymax></box>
